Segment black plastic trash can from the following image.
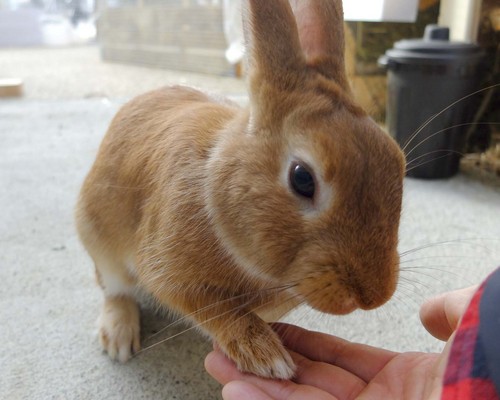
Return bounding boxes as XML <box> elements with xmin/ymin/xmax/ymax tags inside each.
<box><xmin>379</xmin><ymin>25</ymin><xmax>484</xmax><ymax>179</ymax></box>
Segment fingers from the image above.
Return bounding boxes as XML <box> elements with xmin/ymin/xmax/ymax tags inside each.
<box><xmin>205</xmin><ymin>350</ymin><xmax>339</xmax><ymax>400</ymax></box>
<box><xmin>290</xmin><ymin>350</ymin><xmax>365</xmax><ymax>399</ymax></box>
<box><xmin>205</xmin><ymin>349</ymin><xmax>251</xmax><ymax>384</ymax></box>
<box><xmin>425</xmin><ymin>332</ymin><xmax>456</xmax><ymax>400</ymax></box>
<box><xmin>419</xmin><ymin>285</ymin><xmax>478</xmax><ymax>341</ymax></box>
<box><xmin>206</xmin><ymin>324</ymin><xmax>401</xmax><ymax>399</ymax></box>
<box><xmin>223</xmin><ymin>381</ymin><xmax>273</xmax><ymax>400</ymax></box>
<box><xmin>272</xmin><ymin>323</ymin><xmax>397</xmax><ymax>382</ymax></box>
<box><xmin>419</xmin><ymin>294</ymin><xmax>450</xmax><ymax>340</ymax></box>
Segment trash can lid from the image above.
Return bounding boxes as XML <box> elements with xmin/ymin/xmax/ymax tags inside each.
<box><xmin>383</xmin><ymin>25</ymin><xmax>483</xmax><ymax>64</ymax></box>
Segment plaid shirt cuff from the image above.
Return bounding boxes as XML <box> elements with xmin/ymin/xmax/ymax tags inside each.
<box><xmin>441</xmin><ymin>267</ymin><xmax>500</xmax><ymax>400</ymax></box>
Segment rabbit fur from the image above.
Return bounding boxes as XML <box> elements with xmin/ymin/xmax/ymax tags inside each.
<box><xmin>75</xmin><ymin>0</ymin><xmax>405</xmax><ymax>379</ymax></box>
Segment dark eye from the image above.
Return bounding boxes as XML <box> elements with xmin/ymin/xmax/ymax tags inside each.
<box><xmin>289</xmin><ymin>163</ymin><xmax>315</xmax><ymax>199</ymax></box>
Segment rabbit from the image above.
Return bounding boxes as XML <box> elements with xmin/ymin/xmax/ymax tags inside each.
<box><xmin>75</xmin><ymin>0</ymin><xmax>405</xmax><ymax>380</ymax></box>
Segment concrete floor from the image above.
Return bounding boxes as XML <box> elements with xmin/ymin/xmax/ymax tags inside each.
<box><xmin>1</xmin><ymin>45</ymin><xmax>499</xmax><ymax>400</ymax></box>
<box><xmin>0</xmin><ymin>46</ymin><xmax>246</xmax><ymax>100</ymax></box>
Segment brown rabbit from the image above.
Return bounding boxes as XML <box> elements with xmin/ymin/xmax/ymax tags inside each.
<box><xmin>75</xmin><ymin>0</ymin><xmax>405</xmax><ymax>379</ymax></box>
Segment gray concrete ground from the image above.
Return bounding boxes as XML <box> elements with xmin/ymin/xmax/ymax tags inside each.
<box><xmin>1</xmin><ymin>45</ymin><xmax>500</xmax><ymax>400</ymax></box>
<box><xmin>0</xmin><ymin>46</ymin><xmax>246</xmax><ymax>100</ymax></box>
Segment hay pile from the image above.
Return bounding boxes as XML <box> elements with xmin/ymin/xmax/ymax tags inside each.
<box><xmin>462</xmin><ymin>137</ymin><xmax>500</xmax><ymax>186</ymax></box>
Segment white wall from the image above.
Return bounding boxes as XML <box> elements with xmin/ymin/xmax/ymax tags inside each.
<box><xmin>343</xmin><ymin>0</ymin><xmax>420</xmax><ymax>22</ymax></box>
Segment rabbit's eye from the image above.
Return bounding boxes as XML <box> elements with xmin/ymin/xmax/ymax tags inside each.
<box><xmin>289</xmin><ymin>163</ymin><xmax>315</xmax><ymax>199</ymax></box>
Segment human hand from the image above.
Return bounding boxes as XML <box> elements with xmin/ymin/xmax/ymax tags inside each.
<box><xmin>205</xmin><ymin>286</ymin><xmax>477</xmax><ymax>400</ymax></box>
<box><xmin>419</xmin><ymin>285</ymin><xmax>478</xmax><ymax>341</ymax></box>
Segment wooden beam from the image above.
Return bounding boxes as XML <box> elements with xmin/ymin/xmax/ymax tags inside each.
<box><xmin>0</xmin><ymin>78</ymin><xmax>23</xmax><ymax>98</ymax></box>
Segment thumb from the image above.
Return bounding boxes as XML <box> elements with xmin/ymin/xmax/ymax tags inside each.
<box><xmin>419</xmin><ymin>285</ymin><xmax>478</xmax><ymax>341</ymax></box>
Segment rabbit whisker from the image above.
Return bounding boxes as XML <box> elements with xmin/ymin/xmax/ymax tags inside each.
<box><xmin>389</xmin><ymin>290</ymin><xmax>422</xmax><ymax>313</ymax></box>
<box><xmin>399</xmin><ymin>237</ymin><xmax>499</xmax><ymax>258</ymax></box>
<box><xmin>404</xmin><ymin>122</ymin><xmax>500</xmax><ymax>160</ymax></box>
<box><xmin>405</xmin><ymin>152</ymin><xmax>463</xmax><ymax>173</ymax></box>
<box><xmin>224</xmin><ymin>289</ymin><xmax>305</xmax><ymax>333</ymax></box>
<box><xmin>398</xmin><ymin>274</ymin><xmax>426</xmax><ymax>292</ymax></box>
<box><xmin>138</xmin><ymin>282</ymin><xmax>300</xmax><ymax>354</ymax></box>
<box><xmin>401</xmin><ymin>83</ymin><xmax>500</xmax><ymax>153</ymax></box>
<box><xmin>144</xmin><ymin>282</ymin><xmax>297</xmax><ymax>342</ymax></box>
<box><xmin>401</xmin><ymin>267</ymin><xmax>465</xmax><ymax>282</ymax></box>
<box><xmin>137</xmin><ymin>294</ymin><xmax>262</xmax><ymax>355</ymax></box>
<box><xmin>399</xmin><ymin>255</ymin><xmax>481</xmax><ymax>265</ymax></box>
<box><xmin>406</xmin><ymin>149</ymin><xmax>465</xmax><ymax>167</ymax></box>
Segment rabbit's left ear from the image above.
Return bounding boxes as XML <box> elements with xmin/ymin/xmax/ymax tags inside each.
<box><xmin>290</xmin><ymin>0</ymin><xmax>349</xmax><ymax>89</ymax></box>
<box><xmin>242</xmin><ymin>0</ymin><xmax>306</xmax><ymax>89</ymax></box>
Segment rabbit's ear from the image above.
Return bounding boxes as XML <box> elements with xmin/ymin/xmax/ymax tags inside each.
<box><xmin>243</xmin><ymin>0</ymin><xmax>306</xmax><ymax>88</ymax></box>
<box><xmin>290</xmin><ymin>0</ymin><xmax>349</xmax><ymax>89</ymax></box>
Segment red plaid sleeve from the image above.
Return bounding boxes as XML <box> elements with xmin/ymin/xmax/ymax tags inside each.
<box><xmin>441</xmin><ymin>267</ymin><xmax>500</xmax><ymax>400</ymax></box>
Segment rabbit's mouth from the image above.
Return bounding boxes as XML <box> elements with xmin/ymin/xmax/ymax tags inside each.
<box><xmin>307</xmin><ymin>293</ymin><xmax>359</xmax><ymax>316</ymax></box>
<box><xmin>294</xmin><ymin>268</ymin><xmax>396</xmax><ymax>315</ymax></box>
<box><xmin>323</xmin><ymin>296</ymin><xmax>359</xmax><ymax>315</ymax></box>
<box><xmin>295</xmin><ymin>280</ymin><xmax>361</xmax><ymax>316</ymax></box>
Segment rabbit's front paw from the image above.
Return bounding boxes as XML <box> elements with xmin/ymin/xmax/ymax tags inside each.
<box><xmin>222</xmin><ymin>321</ymin><xmax>295</xmax><ymax>379</ymax></box>
<box><xmin>98</xmin><ymin>296</ymin><xmax>141</xmax><ymax>363</ymax></box>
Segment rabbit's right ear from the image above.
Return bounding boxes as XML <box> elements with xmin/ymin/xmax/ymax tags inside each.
<box><xmin>289</xmin><ymin>0</ymin><xmax>349</xmax><ymax>89</ymax></box>
<box><xmin>242</xmin><ymin>0</ymin><xmax>306</xmax><ymax>90</ymax></box>
<box><xmin>243</xmin><ymin>0</ymin><xmax>350</xmax><ymax>94</ymax></box>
